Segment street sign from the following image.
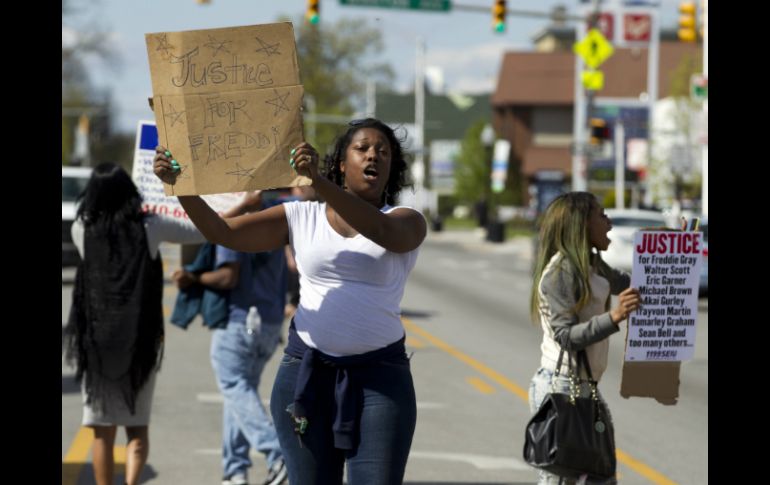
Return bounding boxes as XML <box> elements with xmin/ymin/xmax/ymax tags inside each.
<box><xmin>339</xmin><ymin>0</ymin><xmax>451</xmax><ymax>11</ymax></box>
<box><xmin>581</xmin><ymin>69</ymin><xmax>604</xmax><ymax>90</ymax></box>
<box><xmin>490</xmin><ymin>140</ymin><xmax>510</xmax><ymax>193</ymax></box>
<box><xmin>623</xmin><ymin>13</ymin><xmax>652</xmax><ymax>42</ymax></box>
<box><xmin>591</xmin><ymin>12</ymin><xmax>614</xmax><ymax>42</ymax></box>
<box><xmin>690</xmin><ymin>73</ymin><xmax>708</xmax><ymax>102</ymax></box>
<box><xmin>429</xmin><ymin>139</ymin><xmax>461</xmax><ymax>194</ymax></box>
<box><xmin>573</xmin><ymin>28</ymin><xmax>614</xmax><ymax>69</ymax></box>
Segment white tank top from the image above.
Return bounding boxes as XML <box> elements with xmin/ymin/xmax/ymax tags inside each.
<box><xmin>284</xmin><ymin>200</ymin><xmax>420</xmax><ymax>356</ymax></box>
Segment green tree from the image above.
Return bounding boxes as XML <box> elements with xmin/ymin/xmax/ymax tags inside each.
<box><xmin>647</xmin><ymin>51</ymin><xmax>703</xmax><ymax>207</ymax></box>
<box><xmin>453</xmin><ymin>120</ymin><xmax>490</xmax><ymax>205</ymax></box>
<box><xmin>292</xmin><ymin>17</ymin><xmax>395</xmax><ymax>155</ymax></box>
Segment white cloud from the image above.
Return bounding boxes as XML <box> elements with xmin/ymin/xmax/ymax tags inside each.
<box><xmin>427</xmin><ymin>41</ymin><xmax>529</xmax><ymax>94</ymax></box>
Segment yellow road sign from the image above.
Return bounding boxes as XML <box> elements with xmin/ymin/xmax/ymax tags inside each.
<box><xmin>573</xmin><ymin>28</ymin><xmax>614</xmax><ymax>69</ymax></box>
<box><xmin>582</xmin><ymin>69</ymin><xmax>604</xmax><ymax>90</ymax></box>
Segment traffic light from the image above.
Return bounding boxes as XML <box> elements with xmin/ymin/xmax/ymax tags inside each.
<box><xmin>678</xmin><ymin>1</ymin><xmax>697</xmax><ymax>42</ymax></box>
<box><xmin>589</xmin><ymin>118</ymin><xmax>610</xmax><ymax>145</ymax></box>
<box><xmin>306</xmin><ymin>0</ymin><xmax>320</xmax><ymax>25</ymax></box>
<box><xmin>492</xmin><ymin>1</ymin><xmax>506</xmax><ymax>33</ymax></box>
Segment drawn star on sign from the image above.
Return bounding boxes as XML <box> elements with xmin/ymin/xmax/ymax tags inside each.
<box><xmin>163</xmin><ymin>104</ymin><xmax>186</xmax><ymax>127</ymax></box>
<box><xmin>266</xmin><ymin>89</ymin><xmax>291</xmax><ymax>116</ymax></box>
<box><xmin>226</xmin><ymin>163</ymin><xmax>256</xmax><ymax>181</ymax></box>
<box><xmin>155</xmin><ymin>34</ymin><xmax>175</xmax><ymax>60</ymax></box>
<box><xmin>573</xmin><ymin>28</ymin><xmax>614</xmax><ymax>69</ymax></box>
<box><xmin>254</xmin><ymin>36</ymin><xmax>281</xmax><ymax>56</ymax></box>
<box><xmin>204</xmin><ymin>35</ymin><xmax>232</xmax><ymax>57</ymax></box>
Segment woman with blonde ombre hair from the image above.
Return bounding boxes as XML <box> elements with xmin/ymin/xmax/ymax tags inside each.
<box><xmin>528</xmin><ymin>192</ymin><xmax>641</xmax><ymax>485</ymax></box>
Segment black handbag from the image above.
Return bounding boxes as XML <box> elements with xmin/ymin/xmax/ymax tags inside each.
<box><xmin>523</xmin><ymin>348</ymin><xmax>616</xmax><ymax>481</ymax></box>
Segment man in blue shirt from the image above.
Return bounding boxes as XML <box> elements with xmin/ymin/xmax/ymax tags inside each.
<box><xmin>173</xmin><ymin>192</ymin><xmax>288</xmax><ymax>485</ymax></box>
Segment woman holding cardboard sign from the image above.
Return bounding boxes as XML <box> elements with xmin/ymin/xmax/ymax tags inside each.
<box><xmin>527</xmin><ymin>192</ymin><xmax>641</xmax><ymax>485</ymax></box>
<box><xmin>154</xmin><ymin>118</ymin><xmax>426</xmax><ymax>485</ymax></box>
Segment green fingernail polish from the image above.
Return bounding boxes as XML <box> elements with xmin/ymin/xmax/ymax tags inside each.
<box><xmin>165</xmin><ymin>150</ymin><xmax>171</xmax><ymax>157</ymax></box>
<box><xmin>171</xmin><ymin>159</ymin><xmax>179</xmax><ymax>166</ymax></box>
<box><xmin>291</xmin><ymin>148</ymin><xmax>296</xmax><ymax>155</ymax></box>
<box><xmin>289</xmin><ymin>158</ymin><xmax>294</xmax><ymax>165</ymax></box>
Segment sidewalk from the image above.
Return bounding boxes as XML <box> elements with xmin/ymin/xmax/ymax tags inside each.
<box><xmin>424</xmin><ymin>227</ymin><xmax>534</xmax><ymax>262</ymax></box>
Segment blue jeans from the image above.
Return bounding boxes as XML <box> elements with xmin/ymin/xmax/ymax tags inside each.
<box><xmin>270</xmin><ymin>353</ymin><xmax>416</xmax><ymax>485</ymax></box>
<box><xmin>528</xmin><ymin>368</ymin><xmax>617</xmax><ymax>485</ymax></box>
<box><xmin>210</xmin><ymin>321</ymin><xmax>284</xmax><ymax>478</ymax></box>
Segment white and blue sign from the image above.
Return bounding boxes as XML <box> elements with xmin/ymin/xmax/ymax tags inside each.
<box><xmin>491</xmin><ymin>140</ymin><xmax>510</xmax><ymax>194</ymax></box>
<box><xmin>132</xmin><ymin>120</ymin><xmax>188</xmax><ymax>218</ymax></box>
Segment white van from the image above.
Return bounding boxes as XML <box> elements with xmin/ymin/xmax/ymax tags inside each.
<box><xmin>62</xmin><ymin>166</ymin><xmax>92</xmax><ymax>266</ymax></box>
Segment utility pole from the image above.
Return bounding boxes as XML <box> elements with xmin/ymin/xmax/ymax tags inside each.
<box><xmin>614</xmin><ymin>119</ymin><xmax>625</xmax><ymax>209</ymax></box>
<box><xmin>572</xmin><ymin>0</ymin><xmax>602</xmax><ymax>192</ymax></box>
<box><xmin>365</xmin><ymin>78</ymin><xmax>376</xmax><ymax>118</ymax></box>
<box><xmin>413</xmin><ymin>36</ymin><xmax>426</xmax><ymax>213</ymax></box>
<box><xmin>73</xmin><ymin>113</ymin><xmax>91</xmax><ymax>167</ymax></box>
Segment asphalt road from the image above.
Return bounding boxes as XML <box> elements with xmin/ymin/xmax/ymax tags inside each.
<box><xmin>62</xmin><ymin>230</ymin><xmax>707</xmax><ymax>484</ymax></box>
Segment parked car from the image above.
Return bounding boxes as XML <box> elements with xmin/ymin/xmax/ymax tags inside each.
<box><xmin>62</xmin><ymin>166</ymin><xmax>92</xmax><ymax>266</ymax></box>
<box><xmin>602</xmin><ymin>208</ymin><xmax>667</xmax><ymax>272</ymax></box>
<box><xmin>602</xmin><ymin>209</ymin><xmax>708</xmax><ymax>296</ymax></box>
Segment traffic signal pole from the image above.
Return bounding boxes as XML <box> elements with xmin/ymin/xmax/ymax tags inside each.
<box><xmin>571</xmin><ymin>1</ymin><xmax>602</xmax><ymax>193</ymax></box>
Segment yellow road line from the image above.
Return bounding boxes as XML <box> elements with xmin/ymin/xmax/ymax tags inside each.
<box><xmin>114</xmin><ymin>445</ymin><xmax>127</xmax><ymax>464</ymax></box>
<box><xmin>402</xmin><ymin>317</ymin><xmax>528</xmax><ymax>401</ymax></box>
<box><xmin>62</xmin><ymin>426</ymin><xmax>92</xmax><ymax>485</ymax></box>
<box><xmin>466</xmin><ymin>376</ymin><xmax>496</xmax><ymax>394</ymax></box>
<box><xmin>617</xmin><ymin>449</ymin><xmax>678</xmax><ymax>485</ymax></box>
<box><xmin>62</xmin><ymin>430</ymin><xmax>132</xmax><ymax>485</ymax></box>
<box><xmin>114</xmin><ymin>445</ymin><xmax>128</xmax><ymax>479</ymax></box>
<box><xmin>402</xmin><ymin>317</ymin><xmax>678</xmax><ymax>485</ymax></box>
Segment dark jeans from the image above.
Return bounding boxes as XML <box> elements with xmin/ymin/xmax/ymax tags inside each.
<box><xmin>270</xmin><ymin>353</ymin><xmax>417</xmax><ymax>485</ymax></box>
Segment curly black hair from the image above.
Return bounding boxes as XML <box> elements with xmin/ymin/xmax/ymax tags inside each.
<box><xmin>322</xmin><ymin>118</ymin><xmax>412</xmax><ymax>206</ymax></box>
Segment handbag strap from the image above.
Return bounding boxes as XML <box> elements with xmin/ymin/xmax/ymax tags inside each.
<box><xmin>554</xmin><ymin>347</ymin><xmax>596</xmax><ymax>381</ymax></box>
<box><xmin>554</xmin><ymin>347</ymin><xmax>599</xmax><ymax>405</ymax></box>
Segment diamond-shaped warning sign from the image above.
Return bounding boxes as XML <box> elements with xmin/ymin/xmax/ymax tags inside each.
<box><xmin>573</xmin><ymin>28</ymin><xmax>614</xmax><ymax>69</ymax></box>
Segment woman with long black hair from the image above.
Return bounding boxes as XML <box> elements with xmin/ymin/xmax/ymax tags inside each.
<box><xmin>64</xmin><ymin>162</ymin><xmax>203</xmax><ymax>485</ymax></box>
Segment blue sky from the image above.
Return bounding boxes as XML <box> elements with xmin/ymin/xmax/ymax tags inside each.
<box><xmin>63</xmin><ymin>0</ymin><xmax>680</xmax><ymax>134</ymax></box>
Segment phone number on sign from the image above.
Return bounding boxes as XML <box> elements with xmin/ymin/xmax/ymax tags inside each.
<box><xmin>142</xmin><ymin>204</ymin><xmax>189</xmax><ymax>219</ymax></box>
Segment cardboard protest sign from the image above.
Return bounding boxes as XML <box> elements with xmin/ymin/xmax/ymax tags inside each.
<box><xmin>145</xmin><ymin>22</ymin><xmax>311</xmax><ymax>196</ymax></box>
<box><xmin>620</xmin><ymin>229</ymin><xmax>704</xmax><ymax>404</ymax></box>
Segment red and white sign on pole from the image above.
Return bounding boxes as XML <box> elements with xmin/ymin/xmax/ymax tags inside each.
<box><xmin>623</xmin><ymin>13</ymin><xmax>652</xmax><ymax>42</ymax></box>
<box><xmin>589</xmin><ymin>12</ymin><xmax>615</xmax><ymax>42</ymax></box>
